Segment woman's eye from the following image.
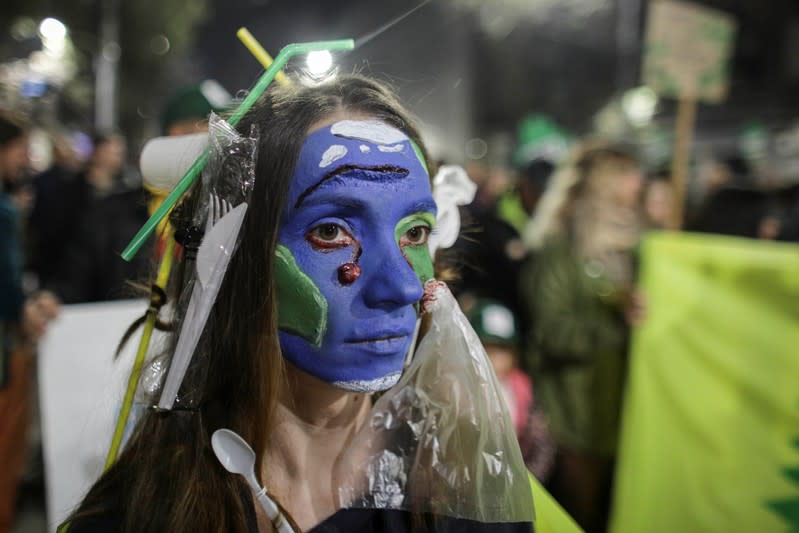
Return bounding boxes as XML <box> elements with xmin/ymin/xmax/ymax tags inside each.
<box><xmin>315</xmin><ymin>223</ymin><xmax>342</xmax><ymax>241</ymax></box>
<box><xmin>306</xmin><ymin>223</ymin><xmax>353</xmax><ymax>249</ymax></box>
<box><xmin>401</xmin><ymin>225</ymin><xmax>431</xmax><ymax>246</ymax></box>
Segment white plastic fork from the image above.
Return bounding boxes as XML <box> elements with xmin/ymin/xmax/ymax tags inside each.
<box><xmin>206</xmin><ymin>193</ymin><xmax>231</xmax><ymax>234</ymax></box>
<box><xmin>158</xmin><ymin>193</ymin><xmax>248</xmax><ymax>409</ymax></box>
<box><xmin>198</xmin><ymin>193</ymin><xmax>233</xmax><ymax>290</ymax></box>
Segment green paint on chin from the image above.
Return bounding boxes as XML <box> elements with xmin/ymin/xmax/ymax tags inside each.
<box><xmin>395</xmin><ymin>212</ymin><xmax>436</xmax><ymax>284</ymax></box>
<box><xmin>275</xmin><ymin>244</ymin><xmax>327</xmax><ymax>347</ymax></box>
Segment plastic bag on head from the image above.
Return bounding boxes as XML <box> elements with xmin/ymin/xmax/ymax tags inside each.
<box><xmin>138</xmin><ymin>114</ymin><xmax>259</xmax><ymax>409</ymax></box>
<box><xmin>337</xmin><ymin>281</ymin><xmax>535</xmax><ymax>525</ymax></box>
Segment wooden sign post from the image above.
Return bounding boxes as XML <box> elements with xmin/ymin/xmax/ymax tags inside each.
<box><xmin>642</xmin><ymin>0</ymin><xmax>736</xmax><ymax>229</ymax></box>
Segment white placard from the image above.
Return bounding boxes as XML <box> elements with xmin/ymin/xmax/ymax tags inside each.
<box><xmin>643</xmin><ymin>0</ymin><xmax>737</xmax><ymax>103</ymax></box>
<box><xmin>38</xmin><ymin>299</ymin><xmax>151</xmax><ymax>531</ymax></box>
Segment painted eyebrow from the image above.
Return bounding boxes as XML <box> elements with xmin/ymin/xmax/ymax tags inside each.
<box><xmin>299</xmin><ymin>195</ymin><xmax>369</xmax><ymax>211</ymax></box>
<box><xmin>294</xmin><ymin>164</ymin><xmax>409</xmax><ymax>208</ymax></box>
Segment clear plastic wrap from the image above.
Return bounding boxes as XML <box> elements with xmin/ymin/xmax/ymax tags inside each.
<box><xmin>194</xmin><ymin>114</ymin><xmax>257</xmax><ymax>226</ymax></box>
<box><xmin>337</xmin><ymin>281</ymin><xmax>535</xmax><ymax>525</ymax></box>
<box><xmin>138</xmin><ymin>114</ymin><xmax>258</xmax><ymax>409</ymax></box>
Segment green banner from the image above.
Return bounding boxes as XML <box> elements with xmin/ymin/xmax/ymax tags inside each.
<box><xmin>610</xmin><ymin>232</ymin><xmax>799</xmax><ymax>532</ymax></box>
<box><xmin>530</xmin><ymin>473</ymin><xmax>584</xmax><ymax>533</ymax></box>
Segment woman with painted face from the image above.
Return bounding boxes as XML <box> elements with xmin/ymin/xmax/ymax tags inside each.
<box><xmin>64</xmin><ymin>76</ymin><xmax>534</xmax><ymax>533</ymax></box>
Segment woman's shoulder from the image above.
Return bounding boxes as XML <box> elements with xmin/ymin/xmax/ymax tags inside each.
<box><xmin>309</xmin><ymin>508</ymin><xmax>534</xmax><ymax>533</ymax></box>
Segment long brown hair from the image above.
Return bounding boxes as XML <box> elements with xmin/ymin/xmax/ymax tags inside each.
<box><xmin>524</xmin><ymin>140</ymin><xmax>641</xmax><ymax>254</ymax></box>
<box><xmin>67</xmin><ymin>75</ymin><xmax>432</xmax><ymax>532</ymax></box>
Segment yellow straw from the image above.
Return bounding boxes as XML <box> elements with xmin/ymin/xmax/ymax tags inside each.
<box><xmin>104</xmin><ymin>232</ymin><xmax>176</xmax><ymax>470</ymax></box>
<box><xmin>236</xmin><ymin>27</ymin><xmax>291</xmax><ymax>86</ymax></box>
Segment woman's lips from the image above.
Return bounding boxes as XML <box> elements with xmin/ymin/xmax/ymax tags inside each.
<box><xmin>343</xmin><ymin>334</ymin><xmax>410</xmax><ymax>353</ymax></box>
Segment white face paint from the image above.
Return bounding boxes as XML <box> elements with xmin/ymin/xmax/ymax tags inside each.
<box><xmin>378</xmin><ymin>144</ymin><xmax>405</xmax><ymax>153</ymax></box>
<box><xmin>333</xmin><ymin>371</ymin><xmax>402</xmax><ymax>393</ymax></box>
<box><xmin>330</xmin><ymin>120</ymin><xmax>409</xmax><ymax>145</ymax></box>
<box><xmin>319</xmin><ymin>144</ymin><xmax>349</xmax><ymax>168</ymax></box>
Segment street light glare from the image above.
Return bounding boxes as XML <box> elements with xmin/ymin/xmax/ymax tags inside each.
<box><xmin>622</xmin><ymin>86</ymin><xmax>658</xmax><ymax>127</ymax></box>
<box><xmin>39</xmin><ymin>17</ymin><xmax>67</xmax><ymax>42</ymax></box>
<box><xmin>306</xmin><ymin>51</ymin><xmax>333</xmax><ymax>75</ymax></box>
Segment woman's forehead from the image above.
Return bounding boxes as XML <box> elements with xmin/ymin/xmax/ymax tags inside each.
<box><xmin>286</xmin><ymin>120</ymin><xmax>430</xmax><ymax>209</ymax></box>
<box><xmin>305</xmin><ymin>111</ymin><xmax>373</xmax><ymax>136</ymax></box>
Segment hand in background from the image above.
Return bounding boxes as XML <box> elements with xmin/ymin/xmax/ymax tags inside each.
<box><xmin>9</xmin><ymin>186</ymin><xmax>34</xmax><ymax>213</ymax></box>
<box><xmin>623</xmin><ymin>288</ymin><xmax>646</xmax><ymax>327</ymax></box>
<box><xmin>20</xmin><ymin>291</ymin><xmax>60</xmax><ymax>343</ymax></box>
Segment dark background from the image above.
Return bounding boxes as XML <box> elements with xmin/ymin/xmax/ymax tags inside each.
<box><xmin>2</xmin><ymin>0</ymin><xmax>799</xmax><ymax>166</ymax></box>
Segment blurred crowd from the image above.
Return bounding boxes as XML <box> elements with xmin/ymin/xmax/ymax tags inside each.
<box><xmin>448</xmin><ymin>135</ymin><xmax>799</xmax><ymax>532</ymax></box>
<box><xmin>0</xmin><ymin>82</ymin><xmax>231</xmax><ymax>533</ymax></box>
<box><xmin>1</xmin><ymin>79</ymin><xmax>799</xmax><ymax>533</ymax></box>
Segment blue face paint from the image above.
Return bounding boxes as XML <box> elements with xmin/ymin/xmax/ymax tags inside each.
<box><xmin>277</xmin><ymin>120</ymin><xmax>436</xmax><ymax>392</ymax></box>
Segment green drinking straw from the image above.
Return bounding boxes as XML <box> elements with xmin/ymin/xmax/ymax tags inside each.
<box><xmin>121</xmin><ymin>39</ymin><xmax>355</xmax><ymax>261</ymax></box>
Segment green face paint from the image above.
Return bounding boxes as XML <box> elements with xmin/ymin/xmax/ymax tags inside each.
<box><xmin>274</xmin><ymin>244</ymin><xmax>328</xmax><ymax>347</ymax></box>
<box><xmin>395</xmin><ymin>212</ymin><xmax>436</xmax><ymax>284</ymax></box>
<box><xmin>410</xmin><ymin>139</ymin><xmax>429</xmax><ymax>176</ymax></box>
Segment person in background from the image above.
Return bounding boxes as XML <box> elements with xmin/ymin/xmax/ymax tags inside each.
<box><xmin>464</xmin><ymin>160</ymin><xmax>506</xmax><ymax>215</ymax></box>
<box><xmin>686</xmin><ymin>187</ymin><xmax>779</xmax><ymax>240</ymax></box>
<box><xmin>49</xmin><ymin>133</ymin><xmax>151</xmax><ymax>303</ymax></box>
<box><xmin>642</xmin><ymin>169</ymin><xmax>674</xmax><ymax>230</ymax></box>
<box><xmin>160</xmin><ymin>80</ymin><xmax>231</xmax><ymax>136</ymax></box>
<box><xmin>777</xmin><ymin>184</ymin><xmax>799</xmax><ymax>242</ymax></box>
<box><xmin>28</xmin><ymin>130</ymin><xmax>85</xmax><ymax>289</ymax></box>
<box><xmin>451</xmin><ymin>159</ymin><xmax>554</xmax><ymax>320</ymax></box>
<box><xmin>0</xmin><ymin>116</ymin><xmax>34</xmax><ymax>215</ymax></box>
<box><xmin>497</xmin><ymin>158</ymin><xmax>555</xmax><ymax>235</ymax></box>
<box><xmin>0</xmin><ymin>115</ymin><xmax>36</xmax><ymax>385</ymax></box>
<box><xmin>465</xmin><ymin>298</ymin><xmax>555</xmax><ymax>482</ymax></box>
<box><xmin>0</xmin><ymin>114</ymin><xmax>59</xmax><ymax>533</ymax></box>
<box><xmin>145</xmin><ymin>80</ymin><xmax>232</xmax><ymax>256</ymax></box>
<box><xmin>521</xmin><ymin>140</ymin><xmax>644</xmax><ymax>533</ymax></box>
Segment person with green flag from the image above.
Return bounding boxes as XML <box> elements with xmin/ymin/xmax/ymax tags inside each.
<box><xmin>521</xmin><ymin>140</ymin><xmax>644</xmax><ymax>532</ymax></box>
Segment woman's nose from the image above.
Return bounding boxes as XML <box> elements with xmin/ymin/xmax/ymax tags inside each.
<box><xmin>361</xmin><ymin>241</ymin><xmax>424</xmax><ymax>310</ymax></box>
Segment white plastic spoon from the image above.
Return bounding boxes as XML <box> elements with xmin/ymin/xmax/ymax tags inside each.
<box><xmin>211</xmin><ymin>428</ymin><xmax>297</xmax><ymax>533</ymax></box>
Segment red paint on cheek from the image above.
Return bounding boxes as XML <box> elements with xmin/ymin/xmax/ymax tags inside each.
<box><xmin>338</xmin><ymin>242</ymin><xmax>363</xmax><ymax>285</ymax></box>
<box><xmin>338</xmin><ymin>262</ymin><xmax>361</xmax><ymax>285</ymax></box>
<box><xmin>421</xmin><ymin>280</ymin><xmax>445</xmax><ymax>313</ymax></box>
<box><xmin>307</xmin><ymin>235</ymin><xmax>349</xmax><ymax>250</ymax></box>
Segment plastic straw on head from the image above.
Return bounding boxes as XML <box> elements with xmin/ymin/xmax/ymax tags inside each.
<box><xmin>236</xmin><ymin>28</ymin><xmax>291</xmax><ymax>86</ymax></box>
<box><xmin>121</xmin><ymin>39</ymin><xmax>355</xmax><ymax>261</ymax></box>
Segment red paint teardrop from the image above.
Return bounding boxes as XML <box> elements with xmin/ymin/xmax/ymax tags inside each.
<box><xmin>337</xmin><ymin>262</ymin><xmax>361</xmax><ymax>285</ymax></box>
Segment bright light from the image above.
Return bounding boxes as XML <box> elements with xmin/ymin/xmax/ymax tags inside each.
<box><xmin>622</xmin><ymin>86</ymin><xmax>658</xmax><ymax>127</ymax></box>
<box><xmin>306</xmin><ymin>51</ymin><xmax>333</xmax><ymax>76</ymax></box>
<box><xmin>39</xmin><ymin>17</ymin><xmax>67</xmax><ymax>55</ymax></box>
<box><xmin>39</xmin><ymin>18</ymin><xmax>66</xmax><ymax>42</ymax></box>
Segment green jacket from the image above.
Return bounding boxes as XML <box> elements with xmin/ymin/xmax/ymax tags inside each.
<box><xmin>521</xmin><ymin>238</ymin><xmax>629</xmax><ymax>456</ymax></box>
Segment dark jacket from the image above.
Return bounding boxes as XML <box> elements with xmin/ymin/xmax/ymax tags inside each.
<box><xmin>28</xmin><ymin>164</ymin><xmax>86</xmax><ymax>287</ymax></box>
<box><xmin>0</xmin><ymin>195</ymin><xmax>24</xmax><ymax>386</ymax></box>
<box><xmin>50</xmin><ymin>186</ymin><xmax>153</xmax><ymax>303</ymax></box>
